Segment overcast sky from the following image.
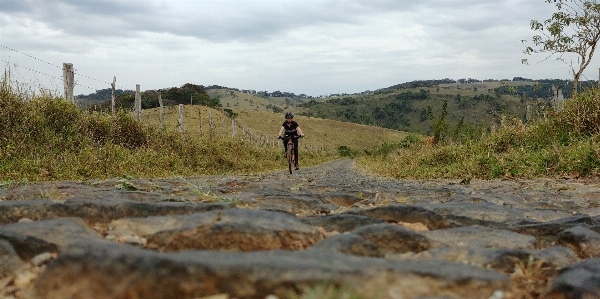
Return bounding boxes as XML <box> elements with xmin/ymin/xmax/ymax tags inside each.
<box><xmin>2</xmin><ymin>0</ymin><xmax>599</xmax><ymax>97</ymax></box>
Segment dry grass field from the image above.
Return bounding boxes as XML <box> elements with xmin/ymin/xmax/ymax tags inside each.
<box><xmin>140</xmin><ymin>105</ymin><xmax>412</xmax><ymax>153</ymax></box>
<box><xmin>207</xmin><ymin>89</ymin><xmax>307</xmax><ymax>113</ymax></box>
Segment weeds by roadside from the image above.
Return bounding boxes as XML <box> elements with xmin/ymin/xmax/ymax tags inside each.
<box><xmin>290</xmin><ymin>282</ymin><xmax>371</xmax><ymax>299</ymax></box>
<box><xmin>0</xmin><ymin>75</ymin><xmax>337</xmax><ymax>182</ymax></box>
<box><xmin>358</xmin><ymin>88</ymin><xmax>600</xmax><ymax>180</ymax></box>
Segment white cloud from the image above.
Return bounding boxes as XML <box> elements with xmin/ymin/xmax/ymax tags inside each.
<box><xmin>1</xmin><ymin>0</ymin><xmax>598</xmax><ymax>96</ymax></box>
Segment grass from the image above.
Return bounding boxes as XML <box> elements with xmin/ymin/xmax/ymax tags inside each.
<box><xmin>139</xmin><ymin>106</ymin><xmax>410</xmax><ymax>153</ymax></box>
<box><xmin>289</xmin><ymin>282</ymin><xmax>371</xmax><ymax>299</ymax></box>
<box><xmin>0</xmin><ymin>72</ymin><xmax>410</xmax><ymax>182</ymax></box>
<box><xmin>357</xmin><ymin>87</ymin><xmax>600</xmax><ymax>180</ymax></box>
<box><xmin>0</xmin><ymin>81</ymin><xmax>334</xmax><ymax>181</ymax></box>
<box><xmin>504</xmin><ymin>256</ymin><xmax>554</xmax><ymax>299</ymax></box>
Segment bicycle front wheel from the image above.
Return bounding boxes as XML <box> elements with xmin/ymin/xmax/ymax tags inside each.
<box><xmin>287</xmin><ymin>146</ymin><xmax>294</xmax><ymax>174</ymax></box>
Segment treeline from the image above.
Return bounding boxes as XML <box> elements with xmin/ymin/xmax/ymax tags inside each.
<box><xmin>77</xmin><ymin>77</ymin><xmax>599</xmax><ymax>108</ymax></box>
<box><xmin>376</xmin><ymin>77</ymin><xmax>600</xmax><ymax>100</ymax></box>
<box><xmin>299</xmin><ymin>87</ymin><xmax>525</xmax><ymax>134</ymax></box>
<box><xmin>76</xmin><ymin>88</ymin><xmax>133</xmax><ymax>101</ymax></box>
<box><xmin>85</xmin><ymin>83</ymin><xmax>221</xmax><ymax>111</ymax></box>
<box><xmin>494</xmin><ymin>79</ymin><xmax>598</xmax><ymax>99</ymax></box>
<box><xmin>300</xmin><ymin>89</ymin><xmax>437</xmax><ymax>131</ymax></box>
<box><xmin>380</xmin><ymin>78</ymin><xmax>458</xmax><ymax>92</ymax></box>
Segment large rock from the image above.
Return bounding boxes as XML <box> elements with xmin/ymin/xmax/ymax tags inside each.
<box><xmin>32</xmin><ymin>241</ymin><xmax>509</xmax><ymax>299</ymax></box>
<box><xmin>109</xmin><ymin>209</ymin><xmax>324</xmax><ymax>251</ymax></box>
<box><xmin>555</xmin><ymin>225</ymin><xmax>600</xmax><ymax>258</ymax></box>
<box><xmin>308</xmin><ymin>233</ymin><xmax>383</xmax><ymax>257</ymax></box>
<box><xmin>0</xmin><ymin>217</ymin><xmax>103</xmax><ymax>260</ymax></box>
<box><xmin>301</xmin><ymin>214</ymin><xmax>385</xmax><ymax>232</ymax></box>
<box><xmin>0</xmin><ymin>198</ymin><xmax>230</xmax><ymax>224</ymax></box>
<box><xmin>352</xmin><ymin>223</ymin><xmax>432</xmax><ymax>254</ymax></box>
<box><xmin>545</xmin><ymin>257</ymin><xmax>600</xmax><ymax>298</ymax></box>
<box><xmin>352</xmin><ymin>204</ymin><xmax>455</xmax><ymax>230</ymax></box>
<box><xmin>0</xmin><ymin>239</ymin><xmax>23</xmax><ymax>277</ymax></box>
<box><xmin>424</xmin><ymin>226</ymin><xmax>536</xmax><ymax>249</ymax></box>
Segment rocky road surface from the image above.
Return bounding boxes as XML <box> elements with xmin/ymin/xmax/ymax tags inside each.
<box><xmin>0</xmin><ymin>159</ymin><xmax>599</xmax><ymax>299</ymax></box>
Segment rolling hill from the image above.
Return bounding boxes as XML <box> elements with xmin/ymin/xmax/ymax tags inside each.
<box><xmin>81</xmin><ymin>77</ymin><xmax>592</xmax><ymax>138</ymax></box>
<box><xmin>140</xmin><ymin>105</ymin><xmax>410</xmax><ymax>154</ymax></box>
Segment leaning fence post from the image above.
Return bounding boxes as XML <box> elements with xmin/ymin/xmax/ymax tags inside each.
<box><xmin>63</xmin><ymin>63</ymin><xmax>74</xmax><ymax>104</ymax></box>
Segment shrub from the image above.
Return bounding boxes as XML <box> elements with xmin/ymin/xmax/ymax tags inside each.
<box><xmin>338</xmin><ymin>145</ymin><xmax>356</xmax><ymax>157</ymax></box>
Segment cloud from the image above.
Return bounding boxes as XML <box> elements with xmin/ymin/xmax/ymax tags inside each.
<box><xmin>0</xmin><ymin>0</ymin><xmax>597</xmax><ymax>96</ymax></box>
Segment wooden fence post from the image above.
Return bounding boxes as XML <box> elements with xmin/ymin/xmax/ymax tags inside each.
<box><xmin>134</xmin><ymin>84</ymin><xmax>141</xmax><ymax>121</ymax></box>
<box><xmin>111</xmin><ymin>76</ymin><xmax>116</xmax><ymax>113</ymax></box>
<box><xmin>63</xmin><ymin>63</ymin><xmax>74</xmax><ymax>104</ymax></box>
<box><xmin>232</xmin><ymin>119</ymin><xmax>236</xmax><ymax>138</ymax></box>
<box><xmin>199</xmin><ymin>109</ymin><xmax>204</xmax><ymax>137</ymax></box>
<box><xmin>209</xmin><ymin>110</ymin><xmax>214</xmax><ymax>138</ymax></box>
<box><xmin>178</xmin><ymin>104</ymin><xmax>184</xmax><ymax>132</ymax></box>
<box><xmin>222</xmin><ymin>118</ymin><xmax>225</xmax><ymax>138</ymax></box>
<box><xmin>158</xmin><ymin>94</ymin><xmax>164</xmax><ymax>129</ymax></box>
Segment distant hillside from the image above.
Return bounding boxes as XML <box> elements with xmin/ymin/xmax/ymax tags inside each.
<box><xmin>289</xmin><ymin>78</ymin><xmax>599</xmax><ymax>136</ymax></box>
<box><xmin>140</xmin><ymin>105</ymin><xmax>409</xmax><ymax>152</ymax></box>
<box><xmin>79</xmin><ymin>77</ymin><xmax>598</xmax><ymax>136</ymax></box>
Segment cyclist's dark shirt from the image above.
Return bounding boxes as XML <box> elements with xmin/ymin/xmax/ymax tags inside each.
<box><xmin>282</xmin><ymin>120</ymin><xmax>300</xmax><ymax>137</ymax></box>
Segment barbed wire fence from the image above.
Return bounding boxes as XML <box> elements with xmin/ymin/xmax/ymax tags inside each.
<box><xmin>0</xmin><ymin>44</ymin><xmax>330</xmax><ymax>154</ymax></box>
<box><xmin>0</xmin><ymin>44</ymin><xmax>131</xmax><ymax>106</ymax></box>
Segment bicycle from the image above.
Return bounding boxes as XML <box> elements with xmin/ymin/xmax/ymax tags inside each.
<box><xmin>279</xmin><ymin>135</ymin><xmax>302</xmax><ymax>174</ymax></box>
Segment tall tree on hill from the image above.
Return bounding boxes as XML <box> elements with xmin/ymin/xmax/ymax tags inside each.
<box><xmin>523</xmin><ymin>0</ymin><xmax>600</xmax><ymax>98</ymax></box>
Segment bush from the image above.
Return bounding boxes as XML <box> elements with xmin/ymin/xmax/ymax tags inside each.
<box><xmin>338</xmin><ymin>145</ymin><xmax>356</xmax><ymax>157</ymax></box>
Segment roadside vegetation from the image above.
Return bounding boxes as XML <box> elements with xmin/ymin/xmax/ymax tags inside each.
<box><xmin>2</xmin><ymin>71</ymin><xmax>600</xmax><ymax>182</ymax></box>
<box><xmin>0</xmin><ymin>76</ymin><xmax>337</xmax><ymax>182</ymax></box>
<box><xmin>357</xmin><ymin>87</ymin><xmax>600</xmax><ymax>180</ymax></box>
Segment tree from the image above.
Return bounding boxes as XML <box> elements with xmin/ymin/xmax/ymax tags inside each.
<box><xmin>523</xmin><ymin>0</ymin><xmax>600</xmax><ymax>98</ymax></box>
<box><xmin>427</xmin><ymin>99</ymin><xmax>449</xmax><ymax>144</ymax></box>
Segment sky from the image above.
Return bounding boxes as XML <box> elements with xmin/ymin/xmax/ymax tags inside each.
<box><xmin>1</xmin><ymin>0</ymin><xmax>599</xmax><ymax>97</ymax></box>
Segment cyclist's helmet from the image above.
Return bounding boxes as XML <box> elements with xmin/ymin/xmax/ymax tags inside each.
<box><xmin>285</xmin><ymin>112</ymin><xmax>294</xmax><ymax>119</ymax></box>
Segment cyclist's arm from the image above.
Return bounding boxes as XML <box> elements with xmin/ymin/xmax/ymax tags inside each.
<box><xmin>297</xmin><ymin>127</ymin><xmax>304</xmax><ymax>136</ymax></box>
<box><xmin>278</xmin><ymin>126</ymin><xmax>285</xmax><ymax>137</ymax></box>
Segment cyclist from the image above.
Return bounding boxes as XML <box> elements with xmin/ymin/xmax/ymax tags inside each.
<box><xmin>277</xmin><ymin>112</ymin><xmax>304</xmax><ymax>170</ymax></box>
